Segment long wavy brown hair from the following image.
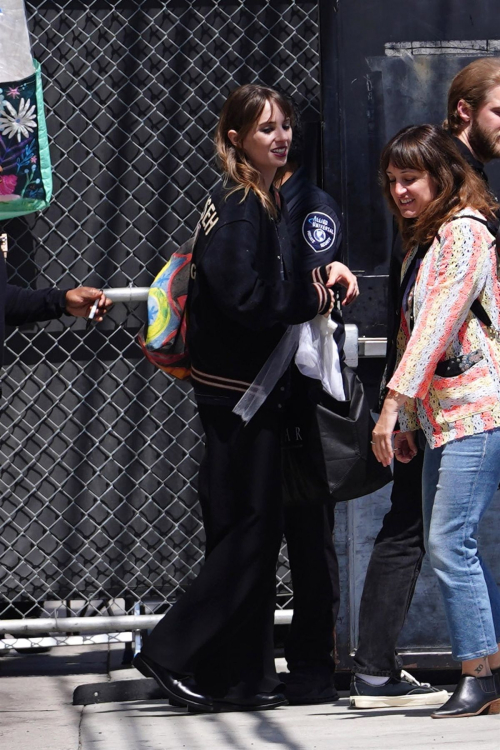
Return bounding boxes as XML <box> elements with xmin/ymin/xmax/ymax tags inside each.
<box><xmin>380</xmin><ymin>124</ymin><xmax>498</xmax><ymax>249</ymax></box>
<box><xmin>214</xmin><ymin>84</ymin><xmax>294</xmax><ymax>217</ymax></box>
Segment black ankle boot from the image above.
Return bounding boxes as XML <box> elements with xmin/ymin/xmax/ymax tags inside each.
<box><xmin>493</xmin><ymin>667</ymin><xmax>500</xmax><ymax>691</ymax></box>
<box><xmin>431</xmin><ymin>674</ymin><xmax>500</xmax><ymax>718</ymax></box>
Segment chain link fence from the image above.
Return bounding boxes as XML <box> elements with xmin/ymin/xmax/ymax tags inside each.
<box><xmin>0</xmin><ymin>0</ymin><xmax>321</xmax><ymax>646</ymax></box>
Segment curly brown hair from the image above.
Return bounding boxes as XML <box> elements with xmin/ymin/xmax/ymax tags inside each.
<box><xmin>214</xmin><ymin>84</ymin><xmax>294</xmax><ymax>217</ymax></box>
<box><xmin>380</xmin><ymin>124</ymin><xmax>498</xmax><ymax>249</ymax></box>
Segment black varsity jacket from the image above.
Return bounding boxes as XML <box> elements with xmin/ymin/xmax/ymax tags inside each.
<box><xmin>187</xmin><ymin>182</ymin><xmax>331</xmax><ymax>403</ymax></box>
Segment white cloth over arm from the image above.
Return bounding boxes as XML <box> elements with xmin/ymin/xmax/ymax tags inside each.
<box><xmin>295</xmin><ymin>314</ymin><xmax>346</xmax><ymax>400</ymax></box>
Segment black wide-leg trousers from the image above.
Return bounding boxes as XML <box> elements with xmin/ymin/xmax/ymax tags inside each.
<box><xmin>284</xmin><ymin>501</ymin><xmax>339</xmax><ymax>676</ymax></box>
<box><xmin>282</xmin><ymin>369</ymin><xmax>340</xmax><ymax>677</ymax></box>
<box><xmin>142</xmin><ymin>403</ymin><xmax>284</xmax><ymax>699</ymax></box>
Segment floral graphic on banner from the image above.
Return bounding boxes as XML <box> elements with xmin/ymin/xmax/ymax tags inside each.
<box><xmin>1</xmin><ymin>98</ymin><xmax>37</xmax><ymax>142</ymax></box>
<box><xmin>0</xmin><ymin>71</ymin><xmax>45</xmax><ymax>203</ymax></box>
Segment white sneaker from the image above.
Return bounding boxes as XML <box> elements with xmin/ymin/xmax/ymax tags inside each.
<box><xmin>350</xmin><ymin>670</ymin><xmax>449</xmax><ymax>709</ymax></box>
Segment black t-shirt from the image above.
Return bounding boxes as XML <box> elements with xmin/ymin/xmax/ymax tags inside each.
<box><xmin>453</xmin><ymin>136</ymin><xmax>489</xmax><ymax>184</ymax></box>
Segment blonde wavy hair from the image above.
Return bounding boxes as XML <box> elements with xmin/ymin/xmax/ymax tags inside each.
<box><xmin>214</xmin><ymin>84</ymin><xmax>294</xmax><ymax>217</ymax></box>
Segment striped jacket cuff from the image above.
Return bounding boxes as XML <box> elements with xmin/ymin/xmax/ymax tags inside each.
<box><xmin>311</xmin><ymin>265</ymin><xmax>330</xmax><ymax>285</ymax></box>
<box><xmin>191</xmin><ymin>366</ymin><xmax>251</xmax><ymax>393</ymax></box>
<box><xmin>314</xmin><ymin>283</ymin><xmax>333</xmax><ymax>315</ymax></box>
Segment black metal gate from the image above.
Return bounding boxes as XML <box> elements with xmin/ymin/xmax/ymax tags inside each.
<box><xmin>4</xmin><ymin>0</ymin><xmax>499</xmax><ymax>670</ymax></box>
<box><xmin>0</xmin><ymin>1</ymin><xmax>321</xmax><ymax>628</ymax></box>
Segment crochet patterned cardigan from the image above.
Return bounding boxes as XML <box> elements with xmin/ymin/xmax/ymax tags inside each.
<box><xmin>388</xmin><ymin>208</ymin><xmax>500</xmax><ymax>449</ymax></box>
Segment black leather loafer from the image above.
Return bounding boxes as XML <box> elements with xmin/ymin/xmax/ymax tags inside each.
<box><xmin>133</xmin><ymin>652</ymin><xmax>214</xmax><ymax>712</ymax></box>
<box><xmin>280</xmin><ymin>671</ymin><xmax>339</xmax><ymax>705</ymax></box>
<box><xmin>213</xmin><ymin>691</ymin><xmax>288</xmax><ymax>712</ymax></box>
<box><xmin>169</xmin><ymin>697</ymin><xmax>187</xmax><ymax>708</ymax></box>
<box><xmin>431</xmin><ymin>674</ymin><xmax>500</xmax><ymax>718</ymax></box>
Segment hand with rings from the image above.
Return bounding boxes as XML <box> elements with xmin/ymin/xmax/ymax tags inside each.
<box><xmin>393</xmin><ymin>431</ymin><xmax>418</xmax><ymax>463</ymax></box>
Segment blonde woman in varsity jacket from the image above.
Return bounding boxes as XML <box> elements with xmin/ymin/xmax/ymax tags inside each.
<box><xmin>133</xmin><ymin>84</ymin><xmax>353</xmax><ymax>713</ymax></box>
<box><xmin>372</xmin><ymin>124</ymin><xmax>500</xmax><ymax>718</ymax></box>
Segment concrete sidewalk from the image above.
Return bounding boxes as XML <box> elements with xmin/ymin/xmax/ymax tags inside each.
<box><xmin>1</xmin><ymin>644</ymin><xmax>499</xmax><ymax>750</ymax></box>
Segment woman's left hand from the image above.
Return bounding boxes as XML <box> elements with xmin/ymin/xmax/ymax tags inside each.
<box><xmin>371</xmin><ymin>390</ymin><xmax>406</xmax><ymax>467</ymax></box>
<box><xmin>325</xmin><ymin>262</ymin><xmax>359</xmax><ymax>305</ymax></box>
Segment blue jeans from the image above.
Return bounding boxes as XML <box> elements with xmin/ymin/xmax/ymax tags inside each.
<box><xmin>423</xmin><ymin>429</ymin><xmax>500</xmax><ymax>661</ymax></box>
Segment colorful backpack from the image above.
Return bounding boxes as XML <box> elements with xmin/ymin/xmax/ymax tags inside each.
<box><xmin>138</xmin><ymin>226</ymin><xmax>199</xmax><ymax>380</ymax></box>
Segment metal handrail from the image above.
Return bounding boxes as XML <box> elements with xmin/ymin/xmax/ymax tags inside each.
<box><xmin>103</xmin><ymin>288</ymin><xmax>388</xmax><ymax>357</ymax></box>
<box><xmin>0</xmin><ymin>610</ymin><xmax>293</xmax><ymax>634</ymax></box>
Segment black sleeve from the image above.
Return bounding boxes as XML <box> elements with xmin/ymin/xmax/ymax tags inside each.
<box><xmin>5</xmin><ymin>284</ymin><xmax>67</xmax><ymax>326</ymax></box>
<box><xmin>297</xmin><ymin>203</ymin><xmax>343</xmax><ymax>273</ymax></box>
<box><xmin>199</xmin><ymin>218</ymin><xmax>332</xmax><ymax>331</ymax></box>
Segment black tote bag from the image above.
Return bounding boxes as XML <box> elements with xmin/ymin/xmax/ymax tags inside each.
<box><xmin>282</xmin><ymin>367</ymin><xmax>392</xmax><ymax>505</ymax></box>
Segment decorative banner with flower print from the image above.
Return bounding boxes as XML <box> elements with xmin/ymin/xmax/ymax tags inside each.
<box><xmin>0</xmin><ymin>60</ymin><xmax>52</xmax><ymax>220</ymax></box>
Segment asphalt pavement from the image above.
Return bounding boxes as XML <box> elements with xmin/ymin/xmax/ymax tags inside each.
<box><xmin>1</xmin><ymin>644</ymin><xmax>499</xmax><ymax>750</ymax></box>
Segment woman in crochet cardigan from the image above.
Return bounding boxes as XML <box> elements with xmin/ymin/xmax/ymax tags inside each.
<box><xmin>373</xmin><ymin>124</ymin><xmax>500</xmax><ymax>718</ymax></box>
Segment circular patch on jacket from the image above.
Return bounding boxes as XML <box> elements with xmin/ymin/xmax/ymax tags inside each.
<box><xmin>302</xmin><ymin>212</ymin><xmax>336</xmax><ymax>252</ymax></box>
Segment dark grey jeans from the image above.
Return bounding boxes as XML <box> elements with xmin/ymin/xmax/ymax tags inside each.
<box><xmin>353</xmin><ymin>448</ymin><xmax>425</xmax><ymax>677</ymax></box>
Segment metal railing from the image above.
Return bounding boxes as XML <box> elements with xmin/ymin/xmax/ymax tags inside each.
<box><xmin>0</xmin><ymin>0</ymin><xmax>321</xmax><ymax>649</ymax></box>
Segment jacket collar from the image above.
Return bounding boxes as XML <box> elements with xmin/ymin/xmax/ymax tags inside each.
<box><xmin>279</xmin><ymin>166</ymin><xmax>309</xmax><ymax>211</ymax></box>
<box><xmin>452</xmin><ymin>136</ymin><xmax>488</xmax><ymax>183</ymax></box>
